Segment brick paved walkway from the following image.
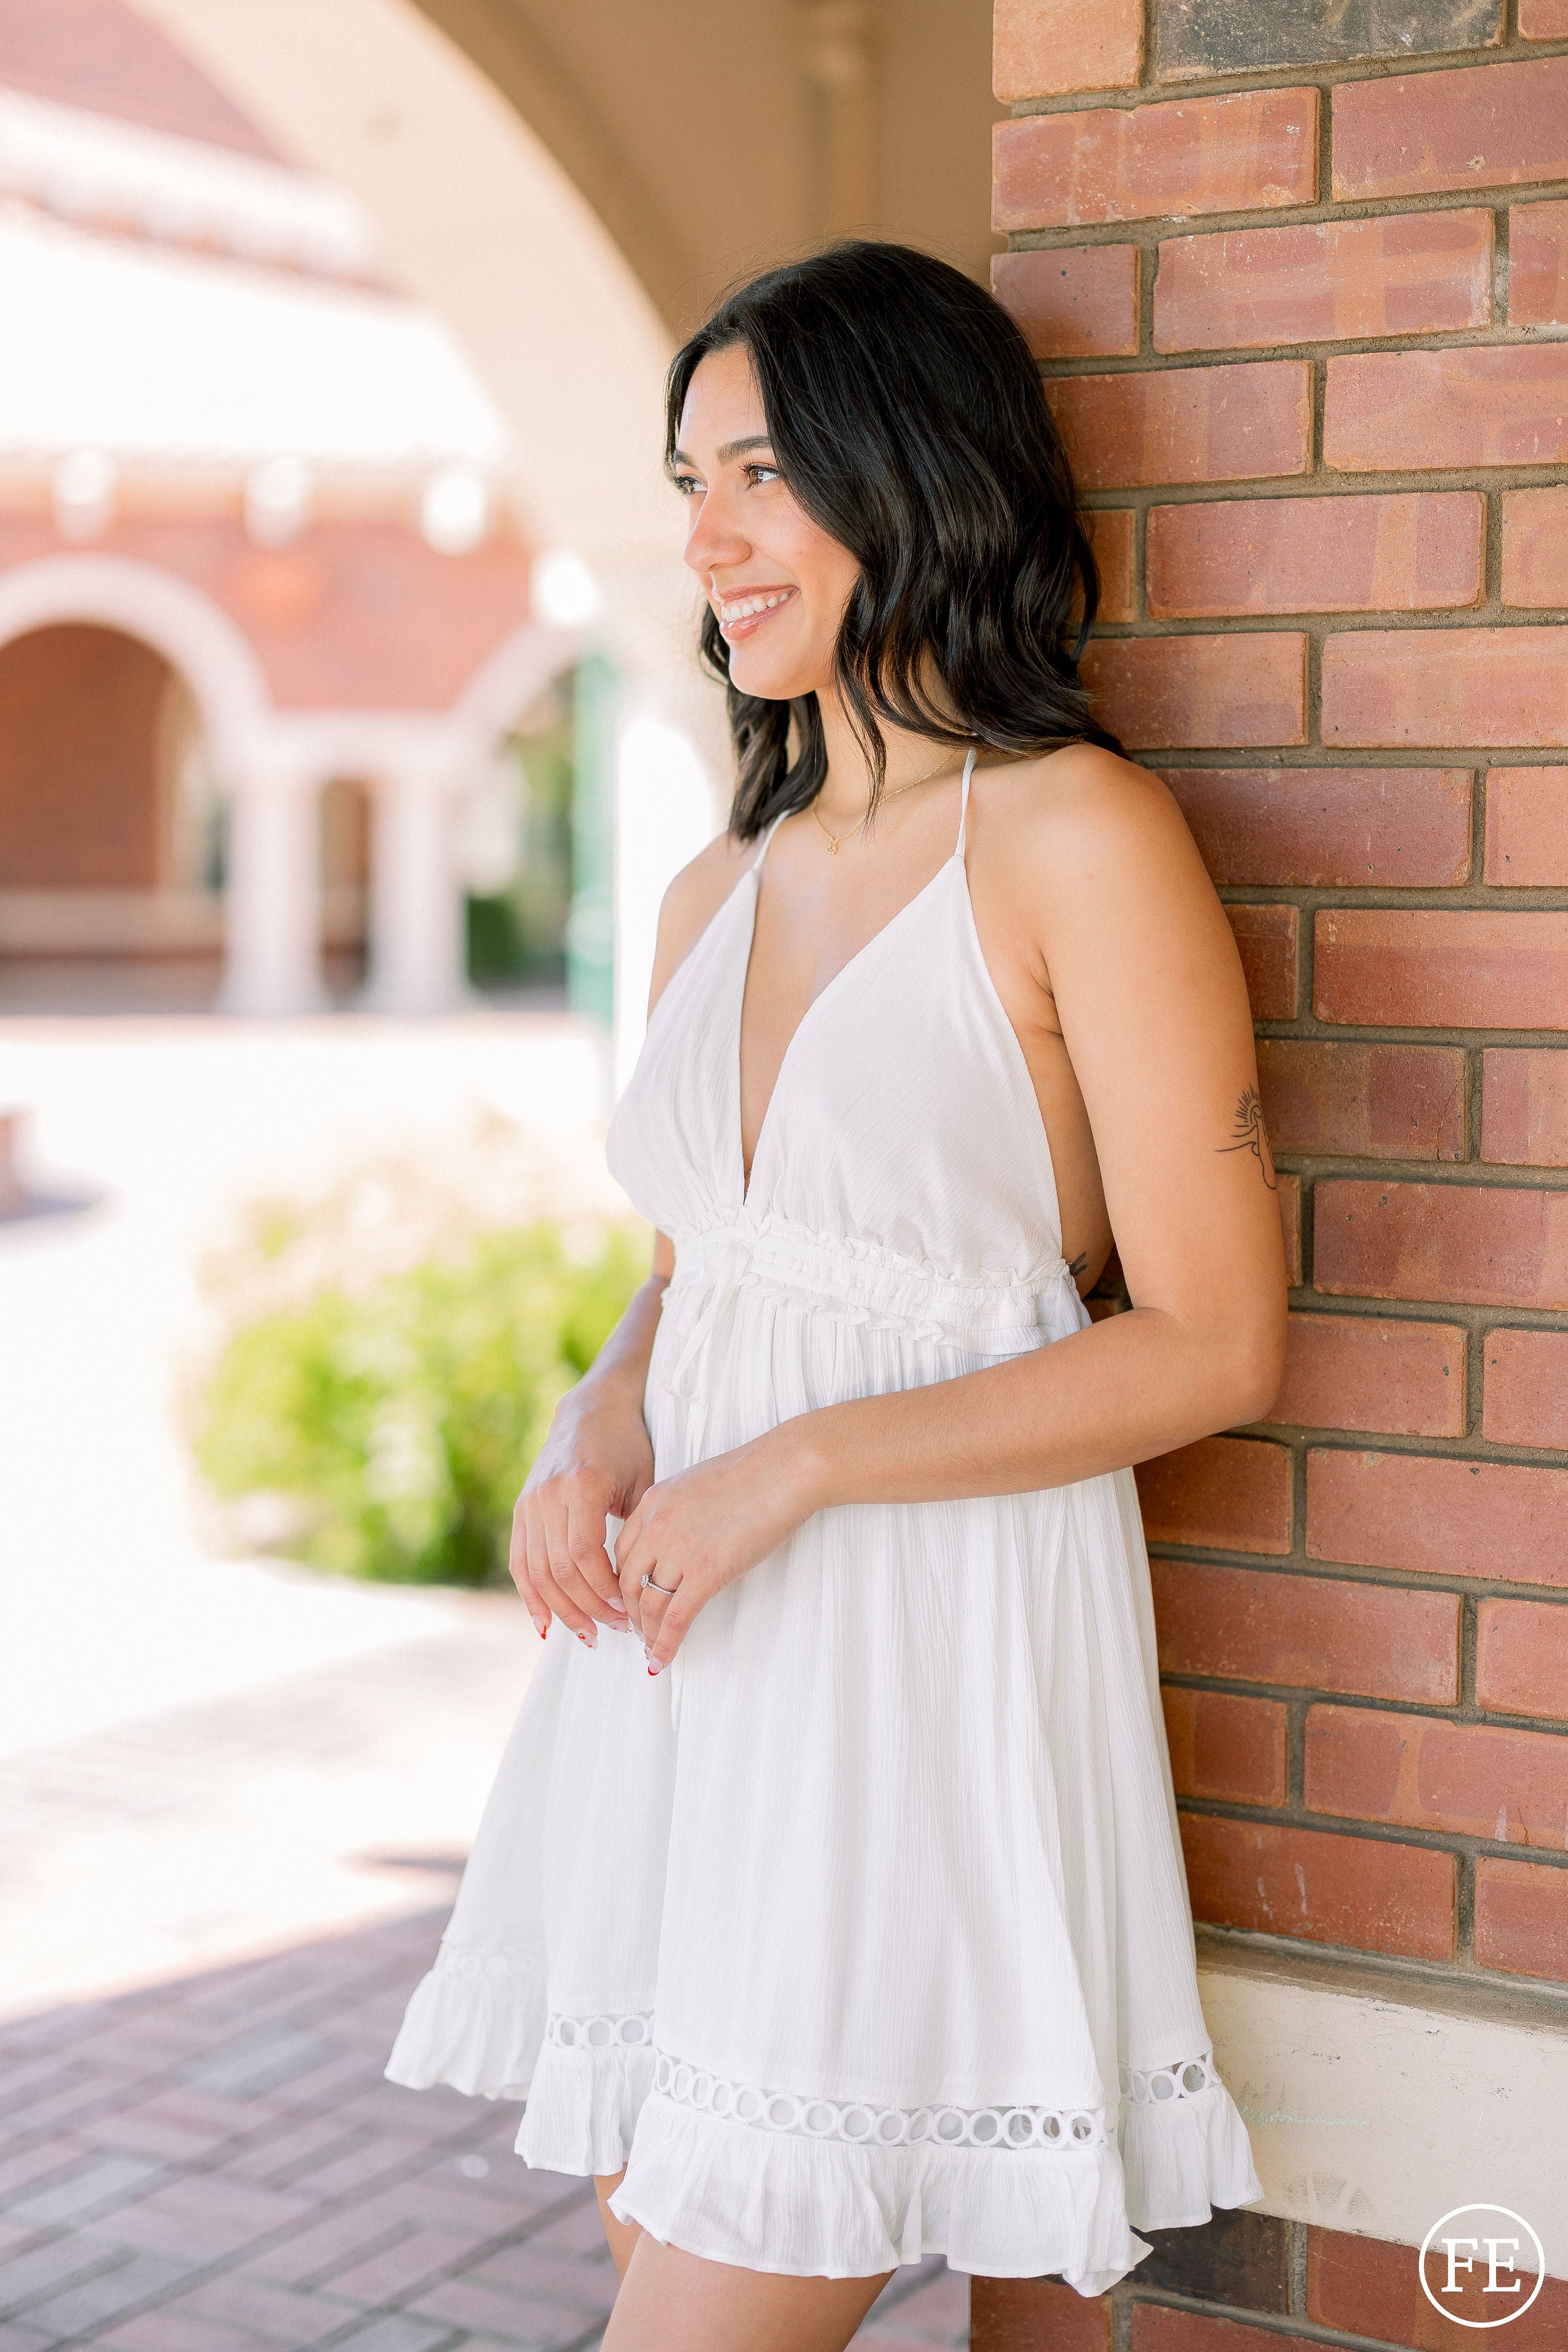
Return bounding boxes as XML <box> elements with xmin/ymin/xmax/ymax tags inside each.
<box><xmin>0</xmin><ymin>1910</ymin><xmax>970</xmax><ymax>2351</ymax></box>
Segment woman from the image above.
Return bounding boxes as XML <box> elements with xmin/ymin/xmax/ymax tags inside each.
<box><xmin>388</xmin><ymin>242</ymin><xmax>1283</xmax><ymax>2349</ymax></box>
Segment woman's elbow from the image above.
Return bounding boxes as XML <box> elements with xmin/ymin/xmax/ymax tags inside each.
<box><xmin>1216</xmin><ymin>1303</ymin><xmax>1289</xmax><ymax>1429</ymax></box>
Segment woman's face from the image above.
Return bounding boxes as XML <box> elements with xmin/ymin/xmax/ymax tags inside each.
<box><xmin>673</xmin><ymin>342</ymin><xmax>860</xmax><ymax>702</ymax></box>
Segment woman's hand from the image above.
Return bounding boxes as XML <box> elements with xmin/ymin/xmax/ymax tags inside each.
<box><xmin>510</xmin><ymin>1380</ymin><xmax>655</xmax><ymax>1643</ymax></box>
<box><xmin>613</xmin><ymin>1427</ymin><xmax>820</xmax><ymax>1669</ymax></box>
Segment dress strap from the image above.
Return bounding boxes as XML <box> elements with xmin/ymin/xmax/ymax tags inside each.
<box><xmin>953</xmin><ymin>745</ymin><xmax>979</xmax><ymax>860</ymax></box>
<box><xmin>751</xmin><ymin>807</ymin><xmax>790</xmax><ymax>875</ymax></box>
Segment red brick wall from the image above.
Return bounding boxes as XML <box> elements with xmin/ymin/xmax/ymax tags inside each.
<box><xmin>992</xmin><ymin>1</ymin><xmax>1568</xmax><ymax>1999</ymax></box>
<box><xmin>985</xmin><ymin>16</ymin><xmax>1568</xmax><ymax>2336</ymax></box>
<box><xmin>0</xmin><ymin>623</ymin><xmax>169</xmax><ymax>889</ymax></box>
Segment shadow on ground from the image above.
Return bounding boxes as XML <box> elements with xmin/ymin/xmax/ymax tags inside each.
<box><xmin>0</xmin><ymin>1908</ymin><xmax>971</xmax><ymax>2349</ymax></box>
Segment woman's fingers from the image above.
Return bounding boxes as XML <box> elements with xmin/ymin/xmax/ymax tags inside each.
<box><xmin>565</xmin><ymin>1490</ymin><xmax>630</xmax><ymax>1626</ymax></box>
<box><xmin>531</xmin><ymin>1488</ymin><xmax>607</xmax><ymax>1642</ymax></box>
<box><xmin>508</xmin><ymin>1493</ymin><xmax>551</xmax><ymax>1640</ymax></box>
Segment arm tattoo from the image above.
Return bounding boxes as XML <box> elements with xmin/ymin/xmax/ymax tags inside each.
<box><xmin>1216</xmin><ymin>1086</ymin><xmax>1277</xmax><ymax>1190</ymax></box>
<box><xmin>1067</xmin><ymin>1250</ymin><xmax>1088</xmax><ymax>1279</ymax></box>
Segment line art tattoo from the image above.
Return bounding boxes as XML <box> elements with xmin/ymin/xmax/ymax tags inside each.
<box><xmin>1216</xmin><ymin>1086</ymin><xmax>1277</xmax><ymax>1190</ymax></box>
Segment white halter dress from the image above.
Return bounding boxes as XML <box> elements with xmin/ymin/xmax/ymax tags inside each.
<box><xmin>386</xmin><ymin>748</ymin><xmax>1263</xmax><ymax>2295</ymax></box>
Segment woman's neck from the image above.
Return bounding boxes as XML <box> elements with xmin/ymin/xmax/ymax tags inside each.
<box><xmin>811</xmin><ymin>690</ymin><xmax>965</xmax><ymax>834</ymax></box>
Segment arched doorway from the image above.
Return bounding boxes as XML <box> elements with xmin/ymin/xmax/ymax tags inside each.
<box><xmin>0</xmin><ymin>622</ymin><xmax>228</xmax><ymax>1007</ymax></box>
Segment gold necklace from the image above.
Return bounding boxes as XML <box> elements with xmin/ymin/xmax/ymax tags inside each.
<box><xmin>810</xmin><ymin>743</ymin><xmax>968</xmax><ymax>855</ymax></box>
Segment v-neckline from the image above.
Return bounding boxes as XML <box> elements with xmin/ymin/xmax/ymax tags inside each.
<box><xmin>736</xmin><ymin>851</ymin><xmax>960</xmax><ymax>1207</ymax></box>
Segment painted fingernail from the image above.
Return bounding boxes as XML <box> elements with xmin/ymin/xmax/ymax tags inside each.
<box><xmin>576</xmin><ymin>1629</ymin><xmax>596</xmax><ymax>1649</ymax></box>
<box><xmin>532</xmin><ymin>1618</ymin><xmax>547</xmax><ymax>1639</ymax></box>
<box><xmin>647</xmin><ymin>1662</ymin><xmax>661</xmax><ymax>1676</ymax></box>
<box><xmin>606</xmin><ymin>1597</ymin><xmax>628</xmax><ymax>1614</ymax></box>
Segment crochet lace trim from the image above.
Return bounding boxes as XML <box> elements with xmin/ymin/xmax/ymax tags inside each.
<box><xmin>542</xmin><ymin>2012</ymin><xmax>1220</xmax><ymax>2151</ymax></box>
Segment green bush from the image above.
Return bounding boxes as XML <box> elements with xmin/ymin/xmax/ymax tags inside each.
<box><xmin>195</xmin><ymin>1220</ymin><xmax>645</xmax><ymax>1587</ymax></box>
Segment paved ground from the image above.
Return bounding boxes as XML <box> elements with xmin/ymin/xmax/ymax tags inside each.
<box><xmin>0</xmin><ymin>1910</ymin><xmax>970</xmax><ymax>2349</ymax></box>
<box><xmin>0</xmin><ymin>1019</ymin><xmax>970</xmax><ymax>2345</ymax></box>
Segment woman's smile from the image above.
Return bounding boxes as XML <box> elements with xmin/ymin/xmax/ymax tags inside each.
<box><xmin>712</xmin><ymin>582</ymin><xmax>799</xmax><ymax>640</ymax></box>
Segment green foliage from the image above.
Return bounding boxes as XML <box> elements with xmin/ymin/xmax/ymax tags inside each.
<box><xmin>196</xmin><ymin>1220</ymin><xmax>645</xmax><ymax>1588</ymax></box>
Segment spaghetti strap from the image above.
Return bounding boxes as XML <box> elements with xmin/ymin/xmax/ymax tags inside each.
<box><xmin>953</xmin><ymin>744</ymin><xmax>978</xmax><ymax>860</ymax></box>
<box><xmin>751</xmin><ymin>808</ymin><xmax>790</xmax><ymax>875</ymax></box>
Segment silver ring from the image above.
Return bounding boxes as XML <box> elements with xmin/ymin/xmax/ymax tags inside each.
<box><xmin>641</xmin><ymin>1572</ymin><xmax>676</xmax><ymax>1595</ymax></box>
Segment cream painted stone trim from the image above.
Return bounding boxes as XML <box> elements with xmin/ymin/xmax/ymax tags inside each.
<box><xmin>1199</xmin><ymin>1935</ymin><xmax>1568</xmax><ymax>2283</ymax></box>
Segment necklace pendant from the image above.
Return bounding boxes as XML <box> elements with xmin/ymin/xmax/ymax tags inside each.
<box><xmin>827</xmin><ymin>837</ymin><xmax>840</xmax><ymax>854</ymax></box>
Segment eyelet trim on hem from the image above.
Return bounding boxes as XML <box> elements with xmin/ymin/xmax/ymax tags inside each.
<box><xmin>651</xmin><ymin>2051</ymin><xmax>1107</xmax><ymax>2151</ymax></box>
<box><xmin>546</xmin><ymin>2010</ymin><xmax>655</xmax><ymax>2052</ymax></box>
<box><xmin>1119</xmin><ymin>2054</ymin><xmax>1217</xmax><ymax>2102</ymax></box>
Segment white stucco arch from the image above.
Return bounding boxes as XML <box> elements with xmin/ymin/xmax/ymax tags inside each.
<box><xmin>0</xmin><ymin>553</ymin><xmax>274</xmax><ymax>770</ymax></box>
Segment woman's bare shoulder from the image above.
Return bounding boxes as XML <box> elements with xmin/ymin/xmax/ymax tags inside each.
<box><xmin>646</xmin><ymin>826</ymin><xmax>756</xmax><ymax>1014</ymax></box>
<box><xmin>979</xmin><ymin>742</ymin><xmax>1206</xmax><ymax>904</ymax></box>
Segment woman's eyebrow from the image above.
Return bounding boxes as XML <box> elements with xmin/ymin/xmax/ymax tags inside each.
<box><xmin>670</xmin><ymin>436</ymin><xmax>775</xmax><ymax>468</ymax></box>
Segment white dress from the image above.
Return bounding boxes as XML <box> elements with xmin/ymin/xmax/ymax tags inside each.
<box><xmin>386</xmin><ymin>747</ymin><xmax>1264</xmax><ymax>2296</ymax></box>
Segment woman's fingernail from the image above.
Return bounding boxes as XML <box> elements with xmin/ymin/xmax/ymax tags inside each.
<box><xmin>533</xmin><ymin>1619</ymin><xmax>547</xmax><ymax>1639</ymax></box>
<box><xmin>576</xmin><ymin>1629</ymin><xmax>596</xmax><ymax>1649</ymax></box>
<box><xmin>647</xmin><ymin>1661</ymin><xmax>661</xmax><ymax>1676</ymax></box>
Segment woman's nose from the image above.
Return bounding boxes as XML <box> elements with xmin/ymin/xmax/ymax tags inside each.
<box><xmin>683</xmin><ymin>490</ymin><xmax>746</xmax><ymax>578</ymax></box>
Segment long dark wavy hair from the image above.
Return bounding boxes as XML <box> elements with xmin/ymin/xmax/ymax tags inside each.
<box><xmin>664</xmin><ymin>239</ymin><xmax>1122</xmax><ymax>841</ymax></box>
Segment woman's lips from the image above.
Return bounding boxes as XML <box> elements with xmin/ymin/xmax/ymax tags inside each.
<box><xmin>714</xmin><ymin>584</ymin><xmax>798</xmax><ymax>640</ymax></box>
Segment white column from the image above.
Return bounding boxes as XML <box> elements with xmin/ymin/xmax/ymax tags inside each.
<box><xmin>363</xmin><ymin>758</ymin><xmax>472</xmax><ymax>1014</ymax></box>
<box><xmin>218</xmin><ymin>762</ymin><xmax>329</xmax><ymax>1015</ymax></box>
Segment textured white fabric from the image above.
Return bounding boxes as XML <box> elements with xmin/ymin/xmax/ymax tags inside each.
<box><xmin>385</xmin><ymin>749</ymin><xmax>1265</xmax><ymax>2293</ymax></box>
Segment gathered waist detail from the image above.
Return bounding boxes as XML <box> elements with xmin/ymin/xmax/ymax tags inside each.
<box><xmin>657</xmin><ymin>1217</ymin><xmax>1075</xmax><ymax>1458</ymax></box>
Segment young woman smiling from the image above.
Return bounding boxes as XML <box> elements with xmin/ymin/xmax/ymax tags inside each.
<box><xmin>389</xmin><ymin>243</ymin><xmax>1284</xmax><ymax>2351</ymax></box>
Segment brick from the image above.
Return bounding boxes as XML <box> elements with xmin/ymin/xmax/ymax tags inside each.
<box><xmin>163</xmin><ymin>2276</ymin><xmax>348</xmax><ymax>2345</ymax></box>
<box><xmin>1306</xmin><ymin>1448</ymin><xmax>1568</xmax><ymax>1584</ymax></box>
<box><xmin>1503</xmin><ymin>491</ymin><xmax>1568</xmax><ymax>612</ymax></box>
<box><xmin>1316</xmin><ymin>1180</ymin><xmax>1568</xmax><ymax>1311</ymax></box>
<box><xmin>1151</xmin><ymin>1558</ymin><xmax>1460</xmax><ymax>1699</ymax></box>
<box><xmin>1324</xmin><ymin>347</ymin><xmax>1568</xmax><ymax>474</ymax></box>
<box><xmin>1305</xmin><ymin>1704</ymin><xmax>1568</xmax><ymax>1846</ymax></box>
<box><xmin>973</xmin><ymin>2275</ymin><xmax>1113</xmax><ymax>2350</ymax></box>
<box><xmin>1258</xmin><ymin>1041</ymin><xmax>1466</xmax><ymax>1162</ymax></box>
<box><xmin>1085</xmin><ymin>508</ymin><xmax>1134</xmax><ymax>624</ymax></box>
<box><xmin>1482</xmin><ymin>1050</ymin><xmax>1568</xmax><ymax>1166</ymax></box>
<box><xmin>1134</xmin><ymin>2209</ymin><xmax>1292</xmax><ymax>2311</ymax></box>
<box><xmin>1154</xmin><ymin>212</ymin><xmax>1492</xmax><ymax>355</ymax></box>
<box><xmin>1148</xmin><ymin>495</ymin><xmax>1482</xmax><ymax>619</ymax></box>
<box><xmin>993</xmin><ymin>0</ymin><xmax>1141</xmax><ymax>99</ymax></box>
<box><xmin>1315</xmin><ymin>908</ymin><xmax>1568</xmax><ymax>1028</ymax></box>
<box><xmin>1160</xmin><ymin>0</ymin><xmax>1503</xmax><ymax>78</ymax></box>
<box><xmin>1271</xmin><ymin>1309</ymin><xmax>1465</xmax><ymax>1433</ymax></box>
<box><xmin>1510</xmin><ymin>200</ymin><xmax>1568</xmax><ymax>328</ymax></box>
<box><xmin>1179</xmin><ymin>1812</ymin><xmax>1455</xmax><ymax>1959</ymax></box>
<box><xmin>1164</xmin><ymin>766</ymin><xmax>1472</xmax><ymax>886</ymax></box>
<box><xmin>1161</xmin><ymin>1686</ymin><xmax>1288</xmax><ymax>1805</ymax></box>
<box><xmin>1131</xmin><ymin>2315</ymin><xmax>1322</xmax><ymax>2352</ymax></box>
<box><xmin>1333</xmin><ymin>56</ymin><xmax>1568</xmax><ymax>199</ymax></box>
<box><xmin>1227</xmin><ymin>904</ymin><xmax>1298</xmax><ymax>1021</ymax></box>
<box><xmin>97</xmin><ymin>2173</ymin><xmax>309</xmax><ymax>2261</ymax></box>
<box><xmin>1278</xmin><ymin>1171</ymin><xmax>1303</xmax><ymax>1284</ymax></box>
<box><xmin>1048</xmin><ymin>361</ymin><xmax>1311</xmax><ymax>489</ymax></box>
<box><xmin>991</xmin><ymin>247</ymin><xmax>1138</xmax><ymax>363</ymax></box>
<box><xmin>1135</xmin><ymin>1435</ymin><xmax>1292</xmax><ymax>1553</ymax></box>
<box><xmin>1484</xmin><ymin>762</ymin><xmax>1568</xmax><ymax>877</ymax></box>
<box><xmin>1324</xmin><ymin>625</ymin><xmax>1568</xmax><ymax>749</ymax></box>
<box><xmin>1474</xmin><ymin>1855</ymin><xmax>1568</xmax><ymax>1981</ymax></box>
<box><xmin>1477</xmin><ymin>1597</ymin><xmax>1568</xmax><ymax>1717</ymax></box>
<box><xmin>1310</xmin><ymin>2219</ymin><xmax>1568</xmax><ymax>2342</ymax></box>
<box><xmin>1082</xmin><ymin>634</ymin><xmax>1305</xmax><ymax>750</ymax></box>
<box><xmin>319</xmin><ymin>2227</ymin><xmax>485</xmax><ymax>2303</ymax></box>
<box><xmin>1483</xmin><ymin>1326</ymin><xmax>1568</xmax><ymax>1445</ymax></box>
<box><xmin>994</xmin><ymin>88</ymin><xmax>1318</xmax><ymax>233</ymax></box>
<box><xmin>1520</xmin><ymin>0</ymin><xmax>1568</xmax><ymax>32</ymax></box>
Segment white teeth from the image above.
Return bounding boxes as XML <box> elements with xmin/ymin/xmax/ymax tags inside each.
<box><xmin>719</xmin><ymin>589</ymin><xmax>793</xmax><ymax>623</ymax></box>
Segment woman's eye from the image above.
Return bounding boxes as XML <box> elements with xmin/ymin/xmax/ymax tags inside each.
<box><xmin>672</xmin><ymin>473</ymin><xmax>703</xmax><ymax>497</ymax></box>
<box><xmin>744</xmin><ymin>463</ymin><xmax>780</xmax><ymax>485</ymax></box>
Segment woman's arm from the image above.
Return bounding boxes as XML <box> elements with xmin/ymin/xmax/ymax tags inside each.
<box><xmin>619</xmin><ymin>753</ymin><xmax>1289</xmax><ymax>1657</ymax></box>
<box><xmin>510</xmin><ymin>828</ymin><xmax>745</xmax><ymax>1639</ymax></box>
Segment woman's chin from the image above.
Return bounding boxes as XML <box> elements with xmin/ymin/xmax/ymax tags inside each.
<box><xmin>726</xmin><ymin>649</ymin><xmax>827</xmax><ymax>702</ymax></box>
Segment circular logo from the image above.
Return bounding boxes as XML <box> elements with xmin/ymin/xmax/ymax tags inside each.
<box><xmin>1418</xmin><ymin>2206</ymin><xmax>1546</xmax><ymax>2328</ymax></box>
